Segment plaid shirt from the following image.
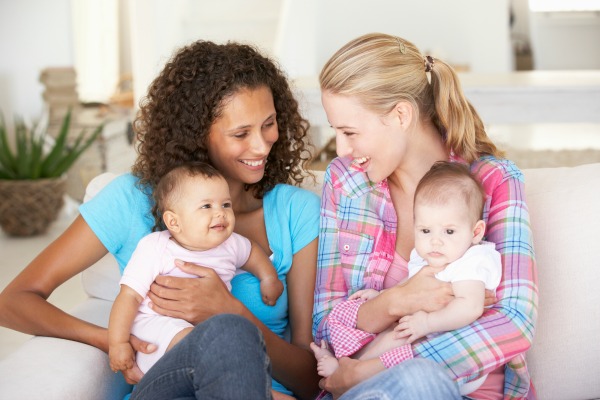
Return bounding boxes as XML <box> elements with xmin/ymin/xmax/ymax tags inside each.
<box><xmin>313</xmin><ymin>155</ymin><xmax>538</xmax><ymax>399</ymax></box>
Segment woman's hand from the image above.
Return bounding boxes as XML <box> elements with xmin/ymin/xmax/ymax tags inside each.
<box><xmin>357</xmin><ymin>266</ymin><xmax>454</xmax><ymax>333</ymax></box>
<box><xmin>319</xmin><ymin>357</ymin><xmax>361</xmax><ymax>399</ymax></box>
<box><xmin>147</xmin><ymin>260</ymin><xmax>242</xmax><ymax>325</ymax></box>
<box><xmin>394</xmin><ymin>266</ymin><xmax>454</xmax><ymax>315</ymax></box>
<box><xmin>319</xmin><ymin>357</ymin><xmax>385</xmax><ymax>399</ymax></box>
<box><xmin>118</xmin><ymin>335</ymin><xmax>158</xmax><ymax>384</ymax></box>
<box><xmin>484</xmin><ymin>289</ymin><xmax>497</xmax><ymax>307</ymax></box>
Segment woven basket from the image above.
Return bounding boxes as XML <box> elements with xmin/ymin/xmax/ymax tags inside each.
<box><xmin>0</xmin><ymin>177</ymin><xmax>67</xmax><ymax>237</ymax></box>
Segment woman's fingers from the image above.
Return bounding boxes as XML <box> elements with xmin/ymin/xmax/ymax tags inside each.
<box><xmin>129</xmin><ymin>334</ymin><xmax>158</xmax><ymax>354</ymax></box>
<box><xmin>147</xmin><ymin>259</ymin><xmax>238</xmax><ymax>324</ymax></box>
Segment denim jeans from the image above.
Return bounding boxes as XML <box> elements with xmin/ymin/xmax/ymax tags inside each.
<box><xmin>338</xmin><ymin>358</ymin><xmax>461</xmax><ymax>400</ymax></box>
<box><xmin>131</xmin><ymin>314</ymin><xmax>272</xmax><ymax>400</ymax></box>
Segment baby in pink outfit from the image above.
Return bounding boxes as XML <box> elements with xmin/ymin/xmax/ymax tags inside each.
<box><xmin>108</xmin><ymin>162</ymin><xmax>283</xmax><ymax>374</ymax></box>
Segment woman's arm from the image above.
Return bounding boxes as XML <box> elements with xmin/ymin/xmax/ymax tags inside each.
<box><xmin>312</xmin><ymin>168</ymin><xmax>350</xmax><ymax>343</ymax></box>
<box><xmin>149</xmin><ymin>240</ymin><xmax>320</xmax><ymax>399</ymax></box>
<box><xmin>271</xmin><ymin>238</ymin><xmax>320</xmax><ymax>399</ymax></box>
<box><xmin>0</xmin><ymin>216</ymin><xmax>109</xmax><ymax>351</ymax></box>
<box><xmin>355</xmin><ymin>267</ymin><xmax>454</xmax><ymax>333</ymax></box>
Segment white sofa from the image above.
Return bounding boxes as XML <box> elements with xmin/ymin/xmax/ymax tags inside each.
<box><xmin>1</xmin><ymin>164</ymin><xmax>599</xmax><ymax>400</ymax></box>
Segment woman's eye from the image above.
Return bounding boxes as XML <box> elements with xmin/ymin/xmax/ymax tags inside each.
<box><xmin>446</xmin><ymin>229</ymin><xmax>454</xmax><ymax>235</ymax></box>
<box><xmin>343</xmin><ymin>131</ymin><xmax>356</xmax><ymax>137</ymax></box>
<box><xmin>234</xmin><ymin>131</ymin><xmax>248</xmax><ymax>139</ymax></box>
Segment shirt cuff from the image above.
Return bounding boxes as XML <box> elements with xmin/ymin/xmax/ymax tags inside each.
<box><xmin>379</xmin><ymin>344</ymin><xmax>414</xmax><ymax>368</ymax></box>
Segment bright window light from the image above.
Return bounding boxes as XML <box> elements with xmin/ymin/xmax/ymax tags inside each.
<box><xmin>529</xmin><ymin>0</ymin><xmax>600</xmax><ymax>11</ymax></box>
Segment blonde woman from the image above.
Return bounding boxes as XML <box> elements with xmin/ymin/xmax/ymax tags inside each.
<box><xmin>313</xmin><ymin>33</ymin><xmax>537</xmax><ymax>399</ymax></box>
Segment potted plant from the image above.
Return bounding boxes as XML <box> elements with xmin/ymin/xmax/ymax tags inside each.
<box><xmin>0</xmin><ymin>110</ymin><xmax>102</xmax><ymax>236</ymax></box>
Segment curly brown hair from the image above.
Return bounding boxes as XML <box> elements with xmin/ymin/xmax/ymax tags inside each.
<box><xmin>132</xmin><ymin>40</ymin><xmax>312</xmax><ymax>198</ymax></box>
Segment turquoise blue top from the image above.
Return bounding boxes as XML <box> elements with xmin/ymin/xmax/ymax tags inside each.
<box><xmin>79</xmin><ymin>173</ymin><xmax>320</xmax><ymax>397</ymax></box>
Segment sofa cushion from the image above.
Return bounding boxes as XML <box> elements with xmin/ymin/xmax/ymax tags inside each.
<box><xmin>524</xmin><ymin>163</ymin><xmax>600</xmax><ymax>400</ymax></box>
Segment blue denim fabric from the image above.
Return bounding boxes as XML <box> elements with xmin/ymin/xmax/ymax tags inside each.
<box><xmin>338</xmin><ymin>358</ymin><xmax>461</xmax><ymax>400</ymax></box>
<box><xmin>131</xmin><ymin>314</ymin><xmax>272</xmax><ymax>400</ymax></box>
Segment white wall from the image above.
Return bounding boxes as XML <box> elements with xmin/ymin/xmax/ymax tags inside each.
<box><xmin>311</xmin><ymin>0</ymin><xmax>512</xmax><ymax>76</ymax></box>
<box><xmin>275</xmin><ymin>0</ymin><xmax>512</xmax><ymax>79</ymax></box>
<box><xmin>2</xmin><ymin>0</ymin><xmax>598</xmax><ymax>123</ymax></box>
<box><xmin>129</xmin><ymin>0</ymin><xmax>282</xmax><ymax>109</ymax></box>
<box><xmin>0</xmin><ymin>0</ymin><xmax>73</xmax><ymax>120</ymax></box>
<box><xmin>530</xmin><ymin>11</ymin><xmax>600</xmax><ymax>69</ymax></box>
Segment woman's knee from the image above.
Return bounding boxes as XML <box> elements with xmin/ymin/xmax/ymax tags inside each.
<box><xmin>190</xmin><ymin>314</ymin><xmax>264</xmax><ymax>349</ymax></box>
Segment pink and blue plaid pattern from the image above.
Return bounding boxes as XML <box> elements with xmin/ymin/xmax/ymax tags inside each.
<box><xmin>313</xmin><ymin>155</ymin><xmax>538</xmax><ymax>399</ymax></box>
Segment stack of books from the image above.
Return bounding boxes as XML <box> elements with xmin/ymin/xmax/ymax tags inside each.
<box><xmin>39</xmin><ymin>67</ymin><xmax>81</xmax><ymax>137</ymax></box>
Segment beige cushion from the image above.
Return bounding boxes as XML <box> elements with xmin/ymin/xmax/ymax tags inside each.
<box><xmin>524</xmin><ymin>163</ymin><xmax>600</xmax><ymax>400</ymax></box>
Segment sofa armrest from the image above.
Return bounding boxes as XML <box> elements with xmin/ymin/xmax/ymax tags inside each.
<box><xmin>0</xmin><ymin>298</ymin><xmax>131</xmax><ymax>400</ymax></box>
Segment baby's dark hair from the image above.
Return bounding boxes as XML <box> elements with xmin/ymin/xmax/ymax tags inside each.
<box><xmin>152</xmin><ymin>162</ymin><xmax>223</xmax><ymax>231</ymax></box>
<box><xmin>414</xmin><ymin>161</ymin><xmax>486</xmax><ymax>222</ymax></box>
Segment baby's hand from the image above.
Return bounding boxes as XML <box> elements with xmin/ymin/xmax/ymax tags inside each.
<box><xmin>394</xmin><ymin>310</ymin><xmax>429</xmax><ymax>343</ymax></box>
<box><xmin>260</xmin><ymin>276</ymin><xmax>284</xmax><ymax>306</ymax></box>
<box><xmin>109</xmin><ymin>342</ymin><xmax>136</xmax><ymax>373</ymax></box>
<box><xmin>349</xmin><ymin>288</ymin><xmax>380</xmax><ymax>301</ymax></box>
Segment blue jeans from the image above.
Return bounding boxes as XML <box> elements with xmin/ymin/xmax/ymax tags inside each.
<box><xmin>131</xmin><ymin>314</ymin><xmax>272</xmax><ymax>400</ymax></box>
<box><xmin>338</xmin><ymin>358</ymin><xmax>461</xmax><ymax>400</ymax></box>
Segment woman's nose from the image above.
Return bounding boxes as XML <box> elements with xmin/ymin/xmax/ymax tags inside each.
<box><xmin>250</xmin><ymin>131</ymin><xmax>270</xmax><ymax>154</ymax></box>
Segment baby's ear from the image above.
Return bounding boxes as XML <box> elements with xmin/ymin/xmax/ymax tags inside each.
<box><xmin>163</xmin><ymin>211</ymin><xmax>180</xmax><ymax>232</ymax></box>
<box><xmin>472</xmin><ymin>220</ymin><xmax>486</xmax><ymax>244</ymax></box>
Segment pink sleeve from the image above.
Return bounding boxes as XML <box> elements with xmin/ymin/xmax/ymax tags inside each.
<box><xmin>228</xmin><ymin>233</ymin><xmax>252</xmax><ymax>268</ymax></box>
<box><xmin>119</xmin><ymin>234</ymin><xmax>163</xmax><ymax>298</ymax></box>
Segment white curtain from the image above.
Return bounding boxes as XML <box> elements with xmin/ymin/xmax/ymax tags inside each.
<box><xmin>71</xmin><ymin>0</ymin><xmax>119</xmax><ymax>103</ymax></box>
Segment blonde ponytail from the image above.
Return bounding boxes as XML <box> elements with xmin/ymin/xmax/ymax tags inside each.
<box><xmin>429</xmin><ymin>59</ymin><xmax>503</xmax><ymax>162</ymax></box>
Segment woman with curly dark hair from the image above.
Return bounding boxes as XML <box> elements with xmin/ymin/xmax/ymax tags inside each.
<box><xmin>0</xmin><ymin>41</ymin><xmax>321</xmax><ymax>400</ymax></box>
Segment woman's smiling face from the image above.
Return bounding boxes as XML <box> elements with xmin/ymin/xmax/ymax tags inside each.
<box><xmin>207</xmin><ymin>85</ymin><xmax>279</xmax><ymax>187</ymax></box>
<box><xmin>321</xmin><ymin>91</ymin><xmax>406</xmax><ymax>184</ymax></box>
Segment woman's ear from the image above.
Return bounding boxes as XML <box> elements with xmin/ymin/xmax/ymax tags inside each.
<box><xmin>394</xmin><ymin>101</ymin><xmax>414</xmax><ymax>129</ymax></box>
<box><xmin>163</xmin><ymin>211</ymin><xmax>181</xmax><ymax>233</ymax></box>
<box><xmin>472</xmin><ymin>220</ymin><xmax>486</xmax><ymax>244</ymax></box>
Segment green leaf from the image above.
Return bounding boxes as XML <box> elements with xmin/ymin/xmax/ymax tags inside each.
<box><xmin>0</xmin><ymin>165</ymin><xmax>16</xmax><ymax>179</ymax></box>
<box><xmin>50</xmin><ymin>123</ymin><xmax>103</xmax><ymax>176</ymax></box>
<box><xmin>0</xmin><ymin>108</ymin><xmax>103</xmax><ymax>180</ymax></box>
<box><xmin>15</xmin><ymin>120</ymin><xmax>32</xmax><ymax>178</ymax></box>
<box><xmin>0</xmin><ymin>115</ymin><xmax>17</xmax><ymax>172</ymax></box>
<box><xmin>40</xmin><ymin>109</ymin><xmax>72</xmax><ymax>177</ymax></box>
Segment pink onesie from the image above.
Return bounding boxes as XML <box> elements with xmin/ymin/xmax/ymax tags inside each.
<box><xmin>119</xmin><ymin>230</ymin><xmax>251</xmax><ymax>373</ymax></box>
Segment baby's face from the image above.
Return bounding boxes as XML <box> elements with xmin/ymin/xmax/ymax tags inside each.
<box><xmin>413</xmin><ymin>197</ymin><xmax>479</xmax><ymax>268</ymax></box>
<box><xmin>171</xmin><ymin>175</ymin><xmax>235</xmax><ymax>251</ymax></box>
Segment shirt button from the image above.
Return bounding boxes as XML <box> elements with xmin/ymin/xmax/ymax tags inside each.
<box><xmin>343</xmin><ymin>244</ymin><xmax>350</xmax><ymax>251</ymax></box>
